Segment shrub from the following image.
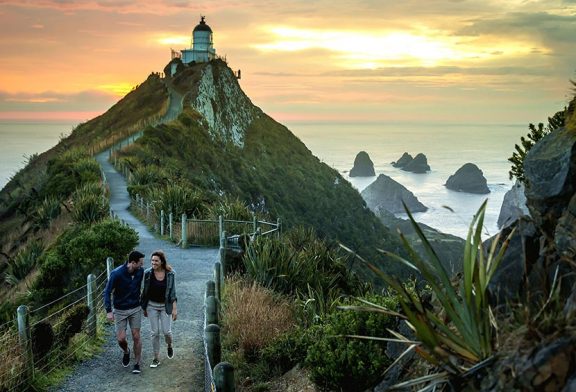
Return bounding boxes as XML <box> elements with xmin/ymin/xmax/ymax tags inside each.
<box><xmin>71</xmin><ymin>182</ymin><xmax>109</xmax><ymax>224</ymax></box>
<box><xmin>44</xmin><ymin>149</ymin><xmax>100</xmax><ymax>198</ymax></box>
<box><xmin>243</xmin><ymin>230</ymin><xmax>365</xmax><ymax>322</ymax></box>
<box><xmin>4</xmin><ymin>240</ymin><xmax>44</xmax><ymax>286</ymax></box>
<box><xmin>222</xmin><ymin>276</ymin><xmax>295</xmax><ymax>361</ymax></box>
<box><xmin>147</xmin><ymin>183</ymin><xmax>208</xmax><ymax>218</ymax></box>
<box><xmin>33</xmin><ymin>219</ymin><xmax>138</xmax><ymax>303</ymax></box>
<box><xmin>207</xmin><ymin>196</ymin><xmax>254</xmax><ymax>221</ymax></box>
<box><xmin>349</xmin><ymin>201</ymin><xmax>514</xmax><ymax>390</ymax></box>
<box><xmin>33</xmin><ymin>196</ymin><xmax>62</xmax><ymax>229</ymax></box>
<box><xmin>508</xmin><ymin>109</ymin><xmax>565</xmax><ymax>183</ymax></box>
<box><xmin>304</xmin><ymin>295</ymin><xmax>399</xmax><ymax>391</ymax></box>
<box><xmin>130</xmin><ymin>165</ymin><xmax>167</xmax><ymax>188</ymax></box>
<box><xmin>260</xmin><ymin>326</ymin><xmax>315</xmax><ymax>378</ymax></box>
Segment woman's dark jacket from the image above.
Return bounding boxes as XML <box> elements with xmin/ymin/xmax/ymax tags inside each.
<box><xmin>141</xmin><ymin>268</ymin><xmax>177</xmax><ymax>314</ymax></box>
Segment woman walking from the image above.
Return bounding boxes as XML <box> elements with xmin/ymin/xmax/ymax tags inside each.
<box><xmin>141</xmin><ymin>250</ymin><xmax>177</xmax><ymax>368</ymax></box>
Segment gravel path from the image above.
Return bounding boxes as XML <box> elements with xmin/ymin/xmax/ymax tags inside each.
<box><xmin>53</xmin><ymin>150</ymin><xmax>218</xmax><ymax>392</ymax></box>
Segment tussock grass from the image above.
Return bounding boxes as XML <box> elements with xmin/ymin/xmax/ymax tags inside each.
<box><xmin>0</xmin><ymin>328</ymin><xmax>26</xmax><ymax>391</ymax></box>
<box><xmin>222</xmin><ymin>276</ymin><xmax>295</xmax><ymax>360</ymax></box>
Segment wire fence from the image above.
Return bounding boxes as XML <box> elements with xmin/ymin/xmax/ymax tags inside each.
<box><xmin>0</xmin><ymin>265</ymin><xmax>111</xmax><ymax>391</ymax></box>
<box><xmin>129</xmin><ymin>194</ymin><xmax>282</xmax><ymax>250</ymax></box>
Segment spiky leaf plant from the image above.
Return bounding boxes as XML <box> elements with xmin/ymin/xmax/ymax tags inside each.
<box><xmin>342</xmin><ymin>200</ymin><xmax>514</xmax><ymax>389</ymax></box>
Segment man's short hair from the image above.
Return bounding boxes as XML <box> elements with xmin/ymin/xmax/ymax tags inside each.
<box><xmin>128</xmin><ymin>250</ymin><xmax>145</xmax><ymax>263</ymax></box>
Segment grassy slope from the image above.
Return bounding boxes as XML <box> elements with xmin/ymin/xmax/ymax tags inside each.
<box><xmin>122</xmin><ymin>106</ymin><xmax>406</xmax><ymax>280</ymax></box>
<box><xmin>0</xmin><ymin>73</ymin><xmax>168</xmax><ymax>260</ymax></box>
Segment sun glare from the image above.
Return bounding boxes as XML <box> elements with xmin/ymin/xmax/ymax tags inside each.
<box><xmin>98</xmin><ymin>83</ymin><xmax>135</xmax><ymax>96</ymax></box>
<box><xmin>155</xmin><ymin>35</ymin><xmax>189</xmax><ymax>47</ymax></box>
<box><xmin>255</xmin><ymin>26</ymin><xmax>537</xmax><ymax>67</ymax></box>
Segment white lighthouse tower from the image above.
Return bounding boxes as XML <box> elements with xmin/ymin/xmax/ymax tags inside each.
<box><xmin>181</xmin><ymin>16</ymin><xmax>216</xmax><ymax>64</ymax></box>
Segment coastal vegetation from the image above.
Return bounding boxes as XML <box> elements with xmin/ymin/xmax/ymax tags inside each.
<box><xmin>114</xmin><ymin>103</ymin><xmax>406</xmax><ymax>281</ymax></box>
<box><xmin>0</xmin><ymin>57</ymin><xmax>575</xmax><ymax>391</ymax></box>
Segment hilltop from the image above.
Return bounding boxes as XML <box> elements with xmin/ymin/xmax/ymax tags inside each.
<box><xmin>0</xmin><ymin>58</ymin><xmax>407</xmax><ymax>299</ymax></box>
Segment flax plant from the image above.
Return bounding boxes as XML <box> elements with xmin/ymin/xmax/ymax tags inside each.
<box><xmin>346</xmin><ymin>201</ymin><xmax>514</xmax><ymax>379</ymax></box>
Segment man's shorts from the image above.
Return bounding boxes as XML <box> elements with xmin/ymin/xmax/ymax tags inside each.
<box><xmin>113</xmin><ymin>307</ymin><xmax>142</xmax><ymax>334</ymax></box>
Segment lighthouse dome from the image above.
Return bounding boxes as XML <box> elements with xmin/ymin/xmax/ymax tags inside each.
<box><xmin>193</xmin><ymin>16</ymin><xmax>212</xmax><ymax>33</ymax></box>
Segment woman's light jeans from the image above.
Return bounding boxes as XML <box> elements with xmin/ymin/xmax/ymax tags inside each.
<box><xmin>146</xmin><ymin>300</ymin><xmax>172</xmax><ymax>355</ymax></box>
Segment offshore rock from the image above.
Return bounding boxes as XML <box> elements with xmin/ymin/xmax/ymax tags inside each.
<box><xmin>391</xmin><ymin>152</ymin><xmax>413</xmax><ymax>168</ymax></box>
<box><xmin>445</xmin><ymin>162</ymin><xmax>489</xmax><ymax>194</ymax></box>
<box><xmin>350</xmin><ymin>151</ymin><xmax>376</xmax><ymax>177</ymax></box>
<box><xmin>402</xmin><ymin>153</ymin><xmax>430</xmax><ymax>173</ymax></box>
<box><xmin>361</xmin><ymin>174</ymin><xmax>427</xmax><ymax>214</ymax></box>
<box><xmin>497</xmin><ymin>180</ymin><xmax>529</xmax><ymax>228</ymax></box>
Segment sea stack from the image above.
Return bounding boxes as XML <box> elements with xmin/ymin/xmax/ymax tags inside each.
<box><xmin>350</xmin><ymin>151</ymin><xmax>376</xmax><ymax>177</ymax></box>
<box><xmin>361</xmin><ymin>173</ymin><xmax>428</xmax><ymax>214</ymax></box>
<box><xmin>392</xmin><ymin>152</ymin><xmax>413</xmax><ymax>168</ymax></box>
<box><xmin>445</xmin><ymin>163</ymin><xmax>490</xmax><ymax>194</ymax></box>
<box><xmin>403</xmin><ymin>153</ymin><xmax>430</xmax><ymax>173</ymax></box>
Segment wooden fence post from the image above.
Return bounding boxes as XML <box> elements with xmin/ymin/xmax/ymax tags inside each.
<box><xmin>214</xmin><ymin>262</ymin><xmax>221</xmax><ymax>302</ymax></box>
<box><xmin>181</xmin><ymin>213</ymin><xmax>187</xmax><ymax>248</ymax></box>
<box><xmin>276</xmin><ymin>217</ymin><xmax>281</xmax><ymax>238</ymax></box>
<box><xmin>146</xmin><ymin>202</ymin><xmax>150</xmax><ymax>222</ymax></box>
<box><xmin>87</xmin><ymin>274</ymin><xmax>97</xmax><ymax>337</ymax></box>
<box><xmin>206</xmin><ymin>280</ymin><xmax>216</xmax><ymax>298</ymax></box>
<box><xmin>252</xmin><ymin>215</ymin><xmax>257</xmax><ymax>234</ymax></box>
<box><xmin>205</xmin><ymin>324</ymin><xmax>221</xmax><ymax>370</ymax></box>
<box><xmin>218</xmin><ymin>215</ymin><xmax>224</xmax><ymax>244</ymax></box>
<box><xmin>106</xmin><ymin>257</ymin><xmax>114</xmax><ymax>280</ymax></box>
<box><xmin>214</xmin><ymin>362</ymin><xmax>235</xmax><ymax>392</ymax></box>
<box><xmin>169</xmin><ymin>212</ymin><xmax>173</xmax><ymax>240</ymax></box>
<box><xmin>160</xmin><ymin>210</ymin><xmax>165</xmax><ymax>236</ymax></box>
<box><xmin>205</xmin><ymin>295</ymin><xmax>218</xmax><ymax>325</ymax></box>
<box><xmin>17</xmin><ymin>305</ymin><xmax>34</xmax><ymax>381</ymax></box>
<box><xmin>219</xmin><ymin>231</ymin><xmax>227</xmax><ymax>278</ymax></box>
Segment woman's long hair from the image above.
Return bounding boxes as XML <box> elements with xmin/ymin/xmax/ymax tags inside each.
<box><xmin>151</xmin><ymin>250</ymin><xmax>172</xmax><ymax>272</ymax></box>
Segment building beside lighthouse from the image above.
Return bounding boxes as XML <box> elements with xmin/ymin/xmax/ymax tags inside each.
<box><xmin>181</xmin><ymin>16</ymin><xmax>216</xmax><ymax>64</ymax></box>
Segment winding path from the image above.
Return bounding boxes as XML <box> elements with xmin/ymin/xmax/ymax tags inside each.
<box><xmin>54</xmin><ymin>80</ymin><xmax>217</xmax><ymax>392</ymax></box>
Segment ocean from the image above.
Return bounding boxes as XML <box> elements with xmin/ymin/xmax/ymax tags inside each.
<box><xmin>0</xmin><ymin>120</ymin><xmax>528</xmax><ymax>239</ymax></box>
<box><xmin>0</xmin><ymin>120</ymin><xmax>77</xmax><ymax>188</ymax></box>
<box><xmin>285</xmin><ymin>121</ymin><xmax>528</xmax><ymax>239</ymax></box>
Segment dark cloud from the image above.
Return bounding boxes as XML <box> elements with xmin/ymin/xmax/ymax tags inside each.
<box><xmin>456</xmin><ymin>12</ymin><xmax>576</xmax><ymax>44</ymax></box>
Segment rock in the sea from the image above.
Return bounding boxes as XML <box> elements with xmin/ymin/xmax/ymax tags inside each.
<box><xmin>392</xmin><ymin>152</ymin><xmax>413</xmax><ymax>168</ymax></box>
<box><xmin>361</xmin><ymin>173</ymin><xmax>427</xmax><ymax>214</ymax></box>
<box><xmin>402</xmin><ymin>153</ymin><xmax>430</xmax><ymax>173</ymax></box>
<box><xmin>445</xmin><ymin>163</ymin><xmax>490</xmax><ymax>194</ymax></box>
<box><xmin>350</xmin><ymin>151</ymin><xmax>375</xmax><ymax>177</ymax></box>
<box><xmin>497</xmin><ymin>180</ymin><xmax>529</xmax><ymax>228</ymax></box>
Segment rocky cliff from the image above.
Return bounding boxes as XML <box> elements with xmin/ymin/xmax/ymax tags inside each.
<box><xmin>482</xmin><ymin>100</ymin><xmax>576</xmax><ymax>391</ymax></box>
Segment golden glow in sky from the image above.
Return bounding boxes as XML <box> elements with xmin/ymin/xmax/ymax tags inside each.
<box><xmin>0</xmin><ymin>0</ymin><xmax>574</xmax><ymax>123</ymax></box>
<box><xmin>256</xmin><ymin>26</ymin><xmax>541</xmax><ymax>68</ymax></box>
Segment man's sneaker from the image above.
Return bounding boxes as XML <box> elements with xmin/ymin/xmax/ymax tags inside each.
<box><xmin>122</xmin><ymin>349</ymin><xmax>130</xmax><ymax>367</ymax></box>
<box><xmin>150</xmin><ymin>359</ymin><xmax>160</xmax><ymax>368</ymax></box>
<box><xmin>167</xmin><ymin>346</ymin><xmax>174</xmax><ymax>359</ymax></box>
<box><xmin>132</xmin><ymin>363</ymin><xmax>141</xmax><ymax>374</ymax></box>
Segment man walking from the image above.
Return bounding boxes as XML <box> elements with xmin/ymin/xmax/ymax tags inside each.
<box><xmin>104</xmin><ymin>250</ymin><xmax>145</xmax><ymax>374</ymax></box>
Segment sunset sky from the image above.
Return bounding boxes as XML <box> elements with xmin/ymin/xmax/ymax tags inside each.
<box><xmin>0</xmin><ymin>0</ymin><xmax>575</xmax><ymax>125</ymax></box>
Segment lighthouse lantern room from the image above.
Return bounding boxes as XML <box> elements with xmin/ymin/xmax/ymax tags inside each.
<box><xmin>181</xmin><ymin>16</ymin><xmax>216</xmax><ymax>64</ymax></box>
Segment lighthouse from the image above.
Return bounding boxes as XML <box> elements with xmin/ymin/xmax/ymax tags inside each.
<box><xmin>181</xmin><ymin>16</ymin><xmax>216</xmax><ymax>64</ymax></box>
